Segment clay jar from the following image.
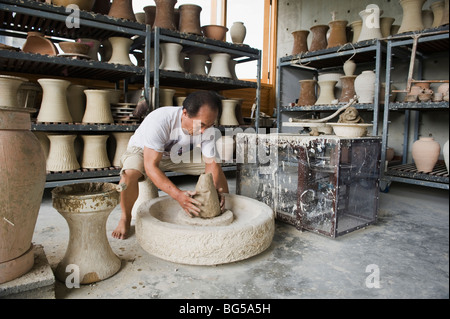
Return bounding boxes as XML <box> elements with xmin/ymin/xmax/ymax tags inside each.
<box><xmin>188</xmin><ymin>54</ymin><xmax>208</xmax><ymax>75</ymax></box>
<box><xmin>143</xmin><ymin>5</ymin><xmax>156</xmax><ymax>26</ymax></box>
<box><xmin>37</xmin><ymin>78</ymin><xmax>73</xmax><ymax>123</ymax></box>
<box><xmin>220</xmin><ymin>99</ymin><xmax>239</xmax><ymax>126</ymax></box>
<box><xmin>178</xmin><ymin>4</ymin><xmax>202</xmax><ymax>35</ymax></box>
<box><xmin>81</xmin><ymin>135</ymin><xmax>111</xmax><ymax>168</ymax></box>
<box><xmin>309</xmin><ymin>25</ymin><xmax>329</xmax><ymax>51</ymax></box>
<box><xmin>46</xmin><ymin>134</ymin><xmax>80</xmax><ymax>171</ymax></box>
<box><xmin>52</xmin><ymin>0</ymin><xmax>95</xmax><ymax>11</ymax></box>
<box><xmin>107</xmin><ymin>0</ymin><xmax>136</xmax><ymax>21</ymax></box>
<box><xmin>380</xmin><ymin>17</ymin><xmax>396</xmax><ymax>37</ymax></box>
<box><xmin>159</xmin><ymin>43</ymin><xmax>184</xmax><ymax>72</ymax></box>
<box><xmin>440</xmin><ymin>0</ymin><xmax>449</xmax><ymax>26</ymax></box>
<box><xmin>358</xmin><ymin>4</ymin><xmax>382</xmax><ymax>41</ymax></box>
<box><xmin>343</xmin><ymin>59</ymin><xmax>356</xmax><ymax>76</ymax></box>
<box><xmin>412</xmin><ymin>136</ymin><xmax>441</xmax><ymax>173</ymax></box>
<box><xmin>67</xmin><ymin>84</ymin><xmax>87</xmax><ymax>123</ymax></box>
<box><xmin>315</xmin><ymin>80</ymin><xmax>337</xmax><ymax>105</ymax></box>
<box><xmin>431</xmin><ymin>0</ymin><xmax>445</xmax><ymax>28</ymax></box>
<box><xmin>398</xmin><ymin>0</ymin><xmax>426</xmax><ymax>34</ymax></box>
<box><xmin>297</xmin><ymin>79</ymin><xmax>317</xmax><ymax>106</ymax></box>
<box><xmin>230</xmin><ymin>22</ymin><xmax>247</xmax><ymax>44</ymax></box>
<box><xmin>355</xmin><ymin>70</ymin><xmax>376</xmax><ymax>103</ymax></box>
<box><xmin>339</xmin><ymin>75</ymin><xmax>357</xmax><ymax>103</ymax></box>
<box><xmin>327</xmin><ymin>20</ymin><xmax>348</xmax><ymax>48</ymax></box>
<box><xmin>0</xmin><ymin>75</ymin><xmax>28</xmax><ymax>108</ymax></box>
<box><xmin>108</xmin><ymin>37</ymin><xmax>134</xmax><ymax>65</ymax></box>
<box><xmin>208</xmin><ymin>53</ymin><xmax>232</xmax><ymax>78</ymax></box>
<box><xmin>291</xmin><ymin>30</ymin><xmax>309</xmax><ymax>55</ymax></box>
<box><xmin>350</xmin><ymin>20</ymin><xmax>363</xmax><ymax>43</ymax></box>
<box><xmin>153</xmin><ymin>0</ymin><xmax>177</xmax><ymax>30</ymax></box>
<box><xmin>159</xmin><ymin>88</ymin><xmax>176</xmax><ymax>106</ymax></box>
<box><xmin>0</xmin><ymin>107</ymin><xmax>46</xmax><ymax>284</ymax></box>
<box><xmin>82</xmin><ymin>89</ymin><xmax>114</xmax><ymax>124</ymax></box>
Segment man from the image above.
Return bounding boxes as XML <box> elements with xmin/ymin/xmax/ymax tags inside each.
<box><xmin>112</xmin><ymin>90</ymin><xmax>229</xmax><ymax>240</ymax></box>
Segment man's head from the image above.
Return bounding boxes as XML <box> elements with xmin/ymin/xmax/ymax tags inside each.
<box><xmin>182</xmin><ymin>91</ymin><xmax>222</xmax><ymax>135</ymax></box>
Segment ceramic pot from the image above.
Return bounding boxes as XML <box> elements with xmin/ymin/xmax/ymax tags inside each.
<box><xmin>143</xmin><ymin>5</ymin><xmax>157</xmax><ymax>26</ymax></box>
<box><xmin>135</xmin><ymin>12</ymin><xmax>145</xmax><ymax>23</ymax></box>
<box><xmin>343</xmin><ymin>59</ymin><xmax>356</xmax><ymax>76</ymax></box>
<box><xmin>355</xmin><ymin>70</ymin><xmax>376</xmax><ymax>103</ymax></box>
<box><xmin>108</xmin><ymin>89</ymin><xmax>122</xmax><ymax>104</ymax></box>
<box><xmin>315</xmin><ymin>80</ymin><xmax>337</xmax><ymax>105</ymax></box>
<box><xmin>153</xmin><ymin>0</ymin><xmax>177</xmax><ymax>30</ymax></box>
<box><xmin>291</xmin><ymin>30</ymin><xmax>309</xmax><ymax>55</ymax></box>
<box><xmin>230</xmin><ymin>21</ymin><xmax>247</xmax><ymax>44</ymax></box>
<box><xmin>339</xmin><ymin>75</ymin><xmax>357</xmax><ymax>103</ymax></box>
<box><xmin>380</xmin><ymin>17</ymin><xmax>396</xmax><ymax>37</ymax></box>
<box><xmin>208</xmin><ymin>53</ymin><xmax>232</xmax><ymax>78</ymax></box>
<box><xmin>188</xmin><ymin>54</ymin><xmax>208</xmax><ymax>75</ymax></box>
<box><xmin>422</xmin><ymin>10</ymin><xmax>434</xmax><ymax>29</ymax></box>
<box><xmin>107</xmin><ymin>0</ymin><xmax>136</xmax><ymax>21</ymax></box>
<box><xmin>0</xmin><ymin>75</ymin><xmax>28</xmax><ymax>108</ymax></box>
<box><xmin>82</xmin><ymin>89</ymin><xmax>114</xmax><ymax>124</ymax></box>
<box><xmin>443</xmin><ymin>140</ymin><xmax>449</xmax><ymax>173</ymax></box>
<box><xmin>179</xmin><ymin>4</ymin><xmax>202</xmax><ymax>35</ymax></box>
<box><xmin>412</xmin><ymin>136</ymin><xmax>440</xmax><ymax>173</ymax></box>
<box><xmin>309</xmin><ymin>25</ymin><xmax>329</xmax><ymax>51</ymax></box>
<box><xmin>108</xmin><ymin>37</ymin><xmax>134</xmax><ymax>65</ymax></box>
<box><xmin>67</xmin><ymin>84</ymin><xmax>87</xmax><ymax>123</ymax></box>
<box><xmin>202</xmin><ymin>25</ymin><xmax>228</xmax><ymax>41</ymax></box>
<box><xmin>358</xmin><ymin>5</ymin><xmax>382</xmax><ymax>41</ymax></box>
<box><xmin>92</xmin><ymin>0</ymin><xmax>111</xmax><ymax>14</ymax></box>
<box><xmin>77</xmin><ymin>38</ymin><xmax>101</xmax><ymax>61</ymax></box>
<box><xmin>398</xmin><ymin>0</ymin><xmax>426</xmax><ymax>34</ymax></box>
<box><xmin>52</xmin><ymin>183</ymin><xmax>121</xmax><ymax>284</ymax></box>
<box><xmin>437</xmin><ymin>83</ymin><xmax>449</xmax><ymax>94</ymax></box>
<box><xmin>220</xmin><ymin>99</ymin><xmax>239</xmax><ymax>126</ymax></box>
<box><xmin>159</xmin><ymin>88</ymin><xmax>176</xmax><ymax>106</ymax></box>
<box><xmin>350</xmin><ymin>20</ymin><xmax>363</xmax><ymax>43</ymax></box>
<box><xmin>175</xmin><ymin>96</ymin><xmax>186</xmax><ymax>106</ymax></box>
<box><xmin>216</xmin><ymin>135</ymin><xmax>235</xmax><ymax>162</ymax></box>
<box><xmin>46</xmin><ymin>134</ymin><xmax>80</xmax><ymax>171</ymax></box>
<box><xmin>327</xmin><ymin>20</ymin><xmax>348</xmax><ymax>48</ymax></box>
<box><xmin>81</xmin><ymin>135</ymin><xmax>111</xmax><ymax>168</ymax></box>
<box><xmin>37</xmin><ymin>78</ymin><xmax>72</xmax><ymax>123</ymax></box>
<box><xmin>159</xmin><ymin>43</ymin><xmax>184</xmax><ymax>72</ymax></box>
<box><xmin>391</xmin><ymin>24</ymin><xmax>401</xmax><ymax>35</ymax></box>
<box><xmin>0</xmin><ymin>107</ymin><xmax>46</xmax><ymax>284</ymax></box>
<box><xmin>297</xmin><ymin>79</ymin><xmax>317</xmax><ymax>106</ymax></box>
<box><xmin>52</xmin><ymin>0</ymin><xmax>95</xmax><ymax>11</ymax></box>
<box><xmin>318</xmin><ymin>72</ymin><xmax>343</xmax><ymax>99</ymax></box>
<box><xmin>22</xmin><ymin>32</ymin><xmax>58</xmax><ymax>56</ymax></box>
<box><xmin>232</xmin><ymin>98</ymin><xmax>245</xmax><ymax>125</ymax></box>
<box><xmin>440</xmin><ymin>0</ymin><xmax>449</xmax><ymax>26</ymax></box>
<box><xmin>431</xmin><ymin>0</ymin><xmax>445</xmax><ymax>28</ymax></box>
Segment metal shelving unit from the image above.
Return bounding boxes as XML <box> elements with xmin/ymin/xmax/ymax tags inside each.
<box><xmin>276</xmin><ymin>38</ymin><xmax>386</xmax><ymax>136</ymax></box>
<box><xmin>381</xmin><ymin>27</ymin><xmax>449</xmax><ymax>191</ymax></box>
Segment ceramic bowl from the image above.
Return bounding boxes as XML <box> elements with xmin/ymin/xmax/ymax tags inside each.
<box><xmin>201</xmin><ymin>25</ymin><xmax>228</xmax><ymax>41</ymax></box>
<box><xmin>59</xmin><ymin>42</ymin><xmax>90</xmax><ymax>55</ymax></box>
<box><xmin>329</xmin><ymin>123</ymin><xmax>373</xmax><ymax>137</ymax></box>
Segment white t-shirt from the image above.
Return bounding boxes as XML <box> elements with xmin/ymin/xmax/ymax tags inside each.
<box><xmin>128</xmin><ymin>106</ymin><xmax>216</xmax><ymax>159</ymax></box>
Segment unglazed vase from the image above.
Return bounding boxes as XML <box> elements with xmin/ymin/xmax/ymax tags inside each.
<box><xmin>380</xmin><ymin>17</ymin><xmax>395</xmax><ymax>37</ymax></box>
<box><xmin>327</xmin><ymin>20</ymin><xmax>348</xmax><ymax>48</ymax></box>
<box><xmin>188</xmin><ymin>54</ymin><xmax>208</xmax><ymax>75</ymax></box>
<box><xmin>175</xmin><ymin>96</ymin><xmax>186</xmax><ymax>106</ymax></box>
<box><xmin>309</xmin><ymin>25</ymin><xmax>329</xmax><ymax>51</ymax></box>
<box><xmin>350</xmin><ymin>20</ymin><xmax>363</xmax><ymax>43</ymax></box>
<box><xmin>0</xmin><ymin>75</ymin><xmax>28</xmax><ymax>108</ymax></box>
<box><xmin>412</xmin><ymin>136</ymin><xmax>440</xmax><ymax>173</ymax></box>
<box><xmin>431</xmin><ymin>0</ymin><xmax>445</xmax><ymax>28</ymax></box>
<box><xmin>355</xmin><ymin>70</ymin><xmax>376</xmax><ymax>103</ymax></box>
<box><xmin>159</xmin><ymin>88</ymin><xmax>176</xmax><ymax>106</ymax></box>
<box><xmin>297</xmin><ymin>79</ymin><xmax>317</xmax><ymax>106</ymax></box>
<box><xmin>230</xmin><ymin>21</ymin><xmax>246</xmax><ymax>44</ymax></box>
<box><xmin>315</xmin><ymin>80</ymin><xmax>337</xmax><ymax>105</ymax></box>
<box><xmin>67</xmin><ymin>84</ymin><xmax>87</xmax><ymax>123</ymax></box>
<box><xmin>443</xmin><ymin>140</ymin><xmax>449</xmax><ymax>173</ymax></box>
<box><xmin>422</xmin><ymin>10</ymin><xmax>434</xmax><ymax>29</ymax></box>
<box><xmin>153</xmin><ymin>0</ymin><xmax>177</xmax><ymax>30</ymax></box>
<box><xmin>343</xmin><ymin>59</ymin><xmax>356</xmax><ymax>76</ymax></box>
<box><xmin>37</xmin><ymin>78</ymin><xmax>72</xmax><ymax>123</ymax></box>
<box><xmin>143</xmin><ymin>5</ymin><xmax>156</xmax><ymax>26</ymax></box>
<box><xmin>178</xmin><ymin>4</ymin><xmax>202</xmax><ymax>35</ymax></box>
<box><xmin>108</xmin><ymin>37</ymin><xmax>134</xmax><ymax>65</ymax></box>
<box><xmin>220</xmin><ymin>99</ymin><xmax>239</xmax><ymax>126</ymax></box>
<box><xmin>107</xmin><ymin>0</ymin><xmax>136</xmax><ymax>21</ymax></box>
<box><xmin>82</xmin><ymin>89</ymin><xmax>114</xmax><ymax>124</ymax></box>
<box><xmin>52</xmin><ymin>0</ymin><xmax>95</xmax><ymax>11</ymax></box>
<box><xmin>46</xmin><ymin>134</ymin><xmax>80</xmax><ymax>171</ymax></box>
<box><xmin>159</xmin><ymin>43</ymin><xmax>184</xmax><ymax>72</ymax></box>
<box><xmin>358</xmin><ymin>5</ymin><xmax>382</xmax><ymax>41</ymax></box>
<box><xmin>208</xmin><ymin>53</ymin><xmax>232</xmax><ymax>78</ymax></box>
<box><xmin>339</xmin><ymin>75</ymin><xmax>357</xmax><ymax>103</ymax></box>
<box><xmin>391</xmin><ymin>24</ymin><xmax>401</xmax><ymax>35</ymax></box>
<box><xmin>440</xmin><ymin>0</ymin><xmax>449</xmax><ymax>26</ymax></box>
<box><xmin>81</xmin><ymin>135</ymin><xmax>111</xmax><ymax>168</ymax></box>
<box><xmin>398</xmin><ymin>0</ymin><xmax>426</xmax><ymax>34</ymax></box>
<box><xmin>229</xmin><ymin>59</ymin><xmax>238</xmax><ymax>80</ymax></box>
<box><xmin>291</xmin><ymin>30</ymin><xmax>309</xmax><ymax>55</ymax></box>
<box><xmin>52</xmin><ymin>183</ymin><xmax>121</xmax><ymax>284</ymax></box>
<box><xmin>0</xmin><ymin>107</ymin><xmax>46</xmax><ymax>284</ymax></box>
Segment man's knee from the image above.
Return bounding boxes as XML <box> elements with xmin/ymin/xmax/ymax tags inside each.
<box><xmin>121</xmin><ymin>169</ymin><xmax>143</xmax><ymax>184</ymax></box>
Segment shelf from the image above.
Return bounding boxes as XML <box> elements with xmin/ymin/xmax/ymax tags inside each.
<box><xmin>31</xmin><ymin>123</ymin><xmax>141</xmax><ymax>132</ymax></box>
<box><xmin>385</xmin><ymin>162</ymin><xmax>449</xmax><ymax>185</ymax></box>
<box><xmin>388</xmin><ymin>101</ymin><xmax>449</xmax><ymax>110</ymax></box>
<box><xmin>280</xmin><ymin>103</ymin><xmax>376</xmax><ymax>112</ymax></box>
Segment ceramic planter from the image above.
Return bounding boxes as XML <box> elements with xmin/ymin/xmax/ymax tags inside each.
<box><xmin>202</xmin><ymin>25</ymin><xmax>228</xmax><ymax>41</ymax></box>
<box><xmin>81</xmin><ymin>135</ymin><xmax>111</xmax><ymax>168</ymax></box>
<box><xmin>153</xmin><ymin>0</ymin><xmax>177</xmax><ymax>30</ymax></box>
<box><xmin>358</xmin><ymin>5</ymin><xmax>382</xmax><ymax>41</ymax></box>
<box><xmin>297</xmin><ymin>79</ymin><xmax>317</xmax><ymax>106</ymax></box>
<box><xmin>309</xmin><ymin>25</ymin><xmax>329</xmax><ymax>51</ymax></box>
<box><xmin>412</xmin><ymin>136</ymin><xmax>440</xmax><ymax>173</ymax></box>
<box><xmin>220</xmin><ymin>99</ymin><xmax>239</xmax><ymax>126</ymax></box>
<box><xmin>291</xmin><ymin>30</ymin><xmax>309</xmax><ymax>55</ymax></box>
<box><xmin>82</xmin><ymin>89</ymin><xmax>114</xmax><ymax>124</ymax></box>
<box><xmin>46</xmin><ymin>134</ymin><xmax>80</xmax><ymax>172</ymax></box>
<box><xmin>398</xmin><ymin>0</ymin><xmax>426</xmax><ymax>34</ymax></box>
<box><xmin>350</xmin><ymin>20</ymin><xmax>363</xmax><ymax>43</ymax></box>
<box><xmin>143</xmin><ymin>5</ymin><xmax>157</xmax><ymax>26</ymax></box>
<box><xmin>179</xmin><ymin>4</ymin><xmax>202</xmax><ymax>35</ymax></box>
<box><xmin>315</xmin><ymin>80</ymin><xmax>337</xmax><ymax>105</ymax></box>
<box><xmin>208</xmin><ymin>53</ymin><xmax>232</xmax><ymax>78</ymax></box>
<box><xmin>107</xmin><ymin>0</ymin><xmax>136</xmax><ymax>21</ymax></box>
<box><xmin>327</xmin><ymin>20</ymin><xmax>348</xmax><ymax>48</ymax></box>
<box><xmin>188</xmin><ymin>54</ymin><xmax>208</xmax><ymax>75</ymax></box>
<box><xmin>159</xmin><ymin>43</ymin><xmax>184</xmax><ymax>72</ymax></box>
<box><xmin>431</xmin><ymin>0</ymin><xmax>445</xmax><ymax>28</ymax></box>
<box><xmin>0</xmin><ymin>75</ymin><xmax>28</xmax><ymax>108</ymax></box>
<box><xmin>380</xmin><ymin>17</ymin><xmax>395</xmax><ymax>37</ymax></box>
<box><xmin>339</xmin><ymin>75</ymin><xmax>357</xmax><ymax>103</ymax></box>
<box><xmin>108</xmin><ymin>37</ymin><xmax>134</xmax><ymax>66</ymax></box>
<box><xmin>37</xmin><ymin>78</ymin><xmax>73</xmax><ymax>123</ymax></box>
<box><xmin>159</xmin><ymin>88</ymin><xmax>176</xmax><ymax>107</ymax></box>
<box><xmin>67</xmin><ymin>84</ymin><xmax>87</xmax><ymax>123</ymax></box>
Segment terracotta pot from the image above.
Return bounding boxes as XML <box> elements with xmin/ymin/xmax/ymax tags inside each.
<box><xmin>202</xmin><ymin>25</ymin><xmax>228</xmax><ymax>41</ymax></box>
<box><xmin>159</xmin><ymin>43</ymin><xmax>184</xmax><ymax>72</ymax></box>
<box><xmin>0</xmin><ymin>107</ymin><xmax>46</xmax><ymax>284</ymax></box>
<box><xmin>412</xmin><ymin>136</ymin><xmax>440</xmax><ymax>173</ymax></box>
<box><xmin>92</xmin><ymin>0</ymin><xmax>111</xmax><ymax>14</ymax></box>
<box><xmin>22</xmin><ymin>32</ymin><xmax>58</xmax><ymax>56</ymax></box>
<box><xmin>135</xmin><ymin>12</ymin><xmax>145</xmax><ymax>23</ymax></box>
<box><xmin>159</xmin><ymin>88</ymin><xmax>176</xmax><ymax>106</ymax></box>
<box><xmin>52</xmin><ymin>0</ymin><xmax>95</xmax><ymax>11</ymax></box>
<box><xmin>59</xmin><ymin>41</ymin><xmax>90</xmax><ymax>55</ymax></box>
<box><xmin>440</xmin><ymin>0</ymin><xmax>449</xmax><ymax>26</ymax></box>
<box><xmin>77</xmin><ymin>38</ymin><xmax>101</xmax><ymax>61</ymax></box>
<box><xmin>220</xmin><ymin>99</ymin><xmax>239</xmax><ymax>126</ymax></box>
<box><xmin>350</xmin><ymin>20</ymin><xmax>363</xmax><ymax>43</ymax></box>
<box><xmin>0</xmin><ymin>75</ymin><xmax>28</xmax><ymax>108</ymax></box>
<box><xmin>37</xmin><ymin>78</ymin><xmax>72</xmax><ymax>123</ymax></box>
<box><xmin>188</xmin><ymin>54</ymin><xmax>208</xmax><ymax>75</ymax></box>
<box><xmin>398</xmin><ymin>0</ymin><xmax>426</xmax><ymax>34</ymax></box>
<box><xmin>291</xmin><ymin>30</ymin><xmax>309</xmax><ymax>55</ymax></box>
<box><xmin>339</xmin><ymin>75</ymin><xmax>357</xmax><ymax>103</ymax></box>
<box><xmin>431</xmin><ymin>0</ymin><xmax>445</xmax><ymax>28</ymax></box>
<box><xmin>380</xmin><ymin>17</ymin><xmax>396</xmax><ymax>37</ymax></box>
<box><xmin>107</xmin><ymin>37</ymin><xmax>134</xmax><ymax>65</ymax></box>
<box><xmin>422</xmin><ymin>10</ymin><xmax>434</xmax><ymax>29</ymax></box>
<box><xmin>230</xmin><ymin>21</ymin><xmax>247</xmax><ymax>44</ymax></box>
<box><xmin>208</xmin><ymin>53</ymin><xmax>232</xmax><ymax>78</ymax></box>
<box><xmin>327</xmin><ymin>20</ymin><xmax>348</xmax><ymax>48</ymax></box>
<box><xmin>81</xmin><ymin>135</ymin><xmax>111</xmax><ymax>168</ymax></box>
<box><xmin>343</xmin><ymin>59</ymin><xmax>356</xmax><ymax>76</ymax></box>
<box><xmin>46</xmin><ymin>134</ymin><xmax>80</xmax><ymax>171</ymax></box>
<box><xmin>179</xmin><ymin>4</ymin><xmax>202</xmax><ymax>35</ymax></box>
<box><xmin>67</xmin><ymin>84</ymin><xmax>87</xmax><ymax>123</ymax></box>
<box><xmin>309</xmin><ymin>25</ymin><xmax>329</xmax><ymax>51</ymax></box>
<box><xmin>297</xmin><ymin>79</ymin><xmax>317</xmax><ymax>106</ymax></box>
<box><xmin>443</xmin><ymin>140</ymin><xmax>449</xmax><ymax>173</ymax></box>
<box><xmin>107</xmin><ymin>0</ymin><xmax>136</xmax><ymax>21</ymax></box>
<box><xmin>358</xmin><ymin>5</ymin><xmax>382</xmax><ymax>41</ymax></box>
<box><xmin>143</xmin><ymin>5</ymin><xmax>157</xmax><ymax>26</ymax></box>
<box><xmin>315</xmin><ymin>80</ymin><xmax>337</xmax><ymax>105</ymax></box>
<box><xmin>82</xmin><ymin>89</ymin><xmax>114</xmax><ymax>124</ymax></box>
<box><xmin>355</xmin><ymin>70</ymin><xmax>376</xmax><ymax>103</ymax></box>
<box><xmin>153</xmin><ymin>0</ymin><xmax>177</xmax><ymax>30</ymax></box>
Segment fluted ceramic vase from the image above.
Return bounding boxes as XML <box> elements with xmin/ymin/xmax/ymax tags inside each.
<box><xmin>350</xmin><ymin>20</ymin><xmax>363</xmax><ymax>43</ymax></box>
<box><xmin>309</xmin><ymin>25</ymin><xmax>329</xmax><ymax>51</ymax></box>
<box><xmin>108</xmin><ymin>37</ymin><xmax>134</xmax><ymax>65</ymax></box>
<box><xmin>153</xmin><ymin>0</ymin><xmax>177</xmax><ymax>30</ymax></box>
<box><xmin>355</xmin><ymin>70</ymin><xmax>376</xmax><ymax>103</ymax></box>
<box><xmin>159</xmin><ymin>43</ymin><xmax>184</xmax><ymax>72</ymax></box>
<box><xmin>220</xmin><ymin>100</ymin><xmax>239</xmax><ymax>126</ymax></box>
<box><xmin>208</xmin><ymin>53</ymin><xmax>232</xmax><ymax>78</ymax></box>
<box><xmin>46</xmin><ymin>134</ymin><xmax>80</xmax><ymax>171</ymax></box>
<box><xmin>82</xmin><ymin>89</ymin><xmax>114</xmax><ymax>124</ymax></box>
<box><xmin>398</xmin><ymin>0</ymin><xmax>426</xmax><ymax>34</ymax></box>
<box><xmin>358</xmin><ymin>4</ymin><xmax>383</xmax><ymax>41</ymax></box>
<box><xmin>67</xmin><ymin>84</ymin><xmax>87</xmax><ymax>123</ymax></box>
<box><xmin>81</xmin><ymin>135</ymin><xmax>111</xmax><ymax>168</ymax></box>
<box><xmin>37</xmin><ymin>78</ymin><xmax>73</xmax><ymax>123</ymax></box>
<box><xmin>230</xmin><ymin>21</ymin><xmax>246</xmax><ymax>44</ymax></box>
<box><xmin>0</xmin><ymin>75</ymin><xmax>28</xmax><ymax>108</ymax></box>
<box><xmin>315</xmin><ymin>80</ymin><xmax>337</xmax><ymax>105</ymax></box>
<box><xmin>297</xmin><ymin>79</ymin><xmax>317</xmax><ymax>106</ymax></box>
<box><xmin>178</xmin><ymin>4</ymin><xmax>202</xmax><ymax>35</ymax></box>
<box><xmin>327</xmin><ymin>20</ymin><xmax>348</xmax><ymax>48</ymax></box>
<box><xmin>339</xmin><ymin>75</ymin><xmax>357</xmax><ymax>103</ymax></box>
<box><xmin>412</xmin><ymin>136</ymin><xmax>440</xmax><ymax>173</ymax></box>
<box><xmin>291</xmin><ymin>30</ymin><xmax>309</xmax><ymax>55</ymax></box>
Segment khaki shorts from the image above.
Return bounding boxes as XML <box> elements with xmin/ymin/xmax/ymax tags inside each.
<box><xmin>120</xmin><ymin>146</ymin><xmax>206</xmax><ymax>181</ymax></box>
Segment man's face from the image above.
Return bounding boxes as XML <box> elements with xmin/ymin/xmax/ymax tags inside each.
<box><xmin>182</xmin><ymin>105</ymin><xmax>218</xmax><ymax>135</ymax></box>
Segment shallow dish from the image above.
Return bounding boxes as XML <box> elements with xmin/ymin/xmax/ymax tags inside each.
<box><xmin>329</xmin><ymin>123</ymin><xmax>373</xmax><ymax>137</ymax></box>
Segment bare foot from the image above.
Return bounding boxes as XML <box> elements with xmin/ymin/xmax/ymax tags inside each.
<box><xmin>112</xmin><ymin>218</ymin><xmax>130</xmax><ymax>239</ymax></box>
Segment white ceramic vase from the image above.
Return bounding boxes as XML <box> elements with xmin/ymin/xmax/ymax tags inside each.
<box><xmin>315</xmin><ymin>80</ymin><xmax>337</xmax><ymax>105</ymax></box>
<box><xmin>108</xmin><ymin>37</ymin><xmax>134</xmax><ymax>65</ymax></box>
<box><xmin>411</xmin><ymin>136</ymin><xmax>440</xmax><ymax>173</ymax></box>
<box><xmin>160</xmin><ymin>43</ymin><xmax>184</xmax><ymax>72</ymax></box>
<box><xmin>443</xmin><ymin>140</ymin><xmax>449</xmax><ymax>173</ymax></box>
<box><xmin>82</xmin><ymin>89</ymin><xmax>114</xmax><ymax>124</ymax></box>
<box><xmin>46</xmin><ymin>134</ymin><xmax>80</xmax><ymax>172</ymax></box>
<box><xmin>81</xmin><ymin>134</ymin><xmax>111</xmax><ymax>168</ymax></box>
<box><xmin>230</xmin><ymin>21</ymin><xmax>246</xmax><ymax>44</ymax></box>
<box><xmin>398</xmin><ymin>0</ymin><xmax>426</xmax><ymax>34</ymax></box>
<box><xmin>188</xmin><ymin>54</ymin><xmax>208</xmax><ymax>75</ymax></box>
<box><xmin>358</xmin><ymin>4</ymin><xmax>383</xmax><ymax>41</ymax></box>
<box><xmin>355</xmin><ymin>70</ymin><xmax>376</xmax><ymax>103</ymax></box>
<box><xmin>67</xmin><ymin>84</ymin><xmax>87</xmax><ymax>123</ymax></box>
<box><xmin>343</xmin><ymin>60</ymin><xmax>356</xmax><ymax>76</ymax></box>
<box><xmin>37</xmin><ymin>78</ymin><xmax>73</xmax><ymax>123</ymax></box>
<box><xmin>208</xmin><ymin>53</ymin><xmax>232</xmax><ymax>78</ymax></box>
<box><xmin>0</xmin><ymin>75</ymin><xmax>29</xmax><ymax>108</ymax></box>
<box><xmin>220</xmin><ymin>99</ymin><xmax>239</xmax><ymax>126</ymax></box>
<box><xmin>112</xmin><ymin>132</ymin><xmax>133</xmax><ymax>167</ymax></box>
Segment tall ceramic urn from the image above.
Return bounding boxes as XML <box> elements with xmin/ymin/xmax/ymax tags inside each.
<box><xmin>153</xmin><ymin>0</ymin><xmax>177</xmax><ymax>30</ymax></box>
<box><xmin>398</xmin><ymin>0</ymin><xmax>426</xmax><ymax>34</ymax></box>
<box><xmin>309</xmin><ymin>25</ymin><xmax>329</xmax><ymax>51</ymax></box>
<box><xmin>178</xmin><ymin>4</ymin><xmax>202</xmax><ymax>35</ymax></box>
<box><xmin>0</xmin><ymin>77</ymin><xmax>46</xmax><ymax>283</ymax></box>
<box><xmin>412</xmin><ymin>136</ymin><xmax>440</xmax><ymax>173</ymax></box>
<box><xmin>37</xmin><ymin>78</ymin><xmax>73</xmax><ymax>123</ymax></box>
<box><xmin>355</xmin><ymin>70</ymin><xmax>376</xmax><ymax>103</ymax></box>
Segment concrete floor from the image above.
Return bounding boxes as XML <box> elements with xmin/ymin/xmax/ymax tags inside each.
<box><xmin>31</xmin><ymin>172</ymin><xmax>449</xmax><ymax>299</ymax></box>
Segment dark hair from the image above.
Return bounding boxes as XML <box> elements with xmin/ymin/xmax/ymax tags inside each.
<box><xmin>182</xmin><ymin>90</ymin><xmax>223</xmax><ymax>118</ymax></box>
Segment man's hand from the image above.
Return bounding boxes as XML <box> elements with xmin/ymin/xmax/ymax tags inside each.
<box><xmin>175</xmin><ymin>190</ymin><xmax>202</xmax><ymax>217</ymax></box>
<box><xmin>217</xmin><ymin>187</ymin><xmax>225</xmax><ymax>213</ymax></box>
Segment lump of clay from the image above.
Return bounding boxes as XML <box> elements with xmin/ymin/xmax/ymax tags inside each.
<box><xmin>338</xmin><ymin>106</ymin><xmax>364</xmax><ymax>123</ymax></box>
<box><xmin>193</xmin><ymin>173</ymin><xmax>221</xmax><ymax>219</ymax></box>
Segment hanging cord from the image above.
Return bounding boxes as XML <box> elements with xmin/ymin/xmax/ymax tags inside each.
<box><xmin>290</xmin><ymin>51</ymin><xmax>311</xmax><ymax>68</ymax></box>
<box><xmin>336</xmin><ymin>42</ymin><xmax>357</xmax><ymax>64</ymax></box>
